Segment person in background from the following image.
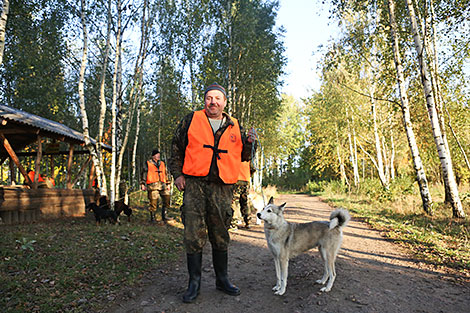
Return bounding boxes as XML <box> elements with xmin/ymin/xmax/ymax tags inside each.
<box><xmin>141</xmin><ymin>149</ymin><xmax>172</xmax><ymax>224</ymax></box>
<box><xmin>26</xmin><ymin>169</ymin><xmax>51</xmax><ymax>188</ymax></box>
<box><xmin>232</xmin><ymin>161</ymin><xmax>254</xmax><ymax>229</ymax></box>
<box><xmin>170</xmin><ymin>83</ymin><xmax>256</xmax><ymax>303</ymax></box>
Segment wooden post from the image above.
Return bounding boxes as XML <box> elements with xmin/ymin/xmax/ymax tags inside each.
<box><xmin>88</xmin><ymin>160</ymin><xmax>95</xmax><ymax>188</ymax></box>
<box><xmin>66</xmin><ymin>144</ymin><xmax>74</xmax><ymax>189</ymax></box>
<box><xmin>8</xmin><ymin>157</ymin><xmax>14</xmax><ymax>184</ymax></box>
<box><xmin>1</xmin><ymin>133</ymin><xmax>32</xmax><ymax>185</ymax></box>
<box><xmin>50</xmin><ymin>154</ymin><xmax>54</xmax><ymax>181</ymax></box>
<box><xmin>71</xmin><ymin>155</ymin><xmax>91</xmax><ymax>187</ymax></box>
<box><xmin>33</xmin><ymin>136</ymin><xmax>43</xmax><ymax>189</ymax></box>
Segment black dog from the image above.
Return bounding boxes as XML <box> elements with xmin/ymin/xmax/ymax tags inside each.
<box><xmin>98</xmin><ymin>196</ymin><xmax>132</xmax><ymax>223</ymax></box>
<box><xmin>114</xmin><ymin>199</ymin><xmax>133</xmax><ymax>222</ymax></box>
<box><xmin>86</xmin><ymin>201</ymin><xmax>118</xmax><ymax>225</ymax></box>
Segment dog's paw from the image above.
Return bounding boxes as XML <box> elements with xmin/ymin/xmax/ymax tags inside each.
<box><xmin>315</xmin><ymin>279</ymin><xmax>326</xmax><ymax>285</ymax></box>
<box><xmin>320</xmin><ymin>286</ymin><xmax>331</xmax><ymax>292</ymax></box>
<box><xmin>272</xmin><ymin>285</ymin><xmax>280</xmax><ymax>291</ymax></box>
<box><xmin>274</xmin><ymin>288</ymin><xmax>286</xmax><ymax>295</ymax></box>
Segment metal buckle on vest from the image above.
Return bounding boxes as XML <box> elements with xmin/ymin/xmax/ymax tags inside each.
<box><xmin>203</xmin><ymin>144</ymin><xmax>228</xmax><ymax>160</ymax></box>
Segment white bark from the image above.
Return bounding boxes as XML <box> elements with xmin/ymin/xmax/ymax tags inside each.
<box><xmin>388</xmin><ymin>0</ymin><xmax>433</xmax><ymax>213</ymax></box>
<box><xmin>131</xmin><ymin>104</ymin><xmax>141</xmax><ymax>188</ymax></box>
<box><xmin>115</xmin><ymin>0</ymin><xmax>149</xmax><ymax>195</ymax></box>
<box><xmin>110</xmin><ymin>0</ymin><xmax>122</xmax><ymax>204</ymax></box>
<box><xmin>0</xmin><ymin>0</ymin><xmax>9</xmax><ymax>65</ymax></box>
<box><xmin>406</xmin><ymin>0</ymin><xmax>464</xmax><ymax>218</ymax></box>
<box><xmin>78</xmin><ymin>0</ymin><xmax>106</xmax><ymax>196</ymax></box>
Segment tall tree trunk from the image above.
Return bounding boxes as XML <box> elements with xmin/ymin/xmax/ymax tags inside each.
<box><xmin>77</xmin><ymin>0</ymin><xmax>106</xmax><ymax>196</ymax></box>
<box><xmin>405</xmin><ymin>0</ymin><xmax>464</xmax><ymax>218</ymax></box>
<box><xmin>115</xmin><ymin>0</ymin><xmax>149</xmax><ymax>196</ymax></box>
<box><xmin>0</xmin><ymin>0</ymin><xmax>9</xmax><ymax>65</ymax></box>
<box><xmin>131</xmin><ymin>105</ymin><xmax>141</xmax><ymax>188</ymax></box>
<box><xmin>110</xmin><ymin>0</ymin><xmax>123</xmax><ymax>204</ymax></box>
<box><xmin>336</xmin><ymin>124</ymin><xmax>349</xmax><ymax>187</ymax></box>
<box><xmin>96</xmin><ymin>0</ymin><xmax>112</xmax><ymax>202</ymax></box>
<box><xmin>388</xmin><ymin>0</ymin><xmax>433</xmax><ymax>214</ymax></box>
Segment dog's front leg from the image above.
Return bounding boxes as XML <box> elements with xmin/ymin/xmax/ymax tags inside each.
<box><xmin>275</xmin><ymin>257</ymin><xmax>288</xmax><ymax>295</ymax></box>
<box><xmin>273</xmin><ymin>258</ymin><xmax>281</xmax><ymax>292</ymax></box>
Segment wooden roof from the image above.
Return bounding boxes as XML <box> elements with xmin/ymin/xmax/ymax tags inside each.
<box><xmin>0</xmin><ymin>104</ymin><xmax>111</xmax><ymax>160</ymax></box>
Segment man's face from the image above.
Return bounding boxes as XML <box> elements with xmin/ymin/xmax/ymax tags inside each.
<box><xmin>204</xmin><ymin>90</ymin><xmax>226</xmax><ymax>119</ymax></box>
<box><xmin>152</xmin><ymin>153</ymin><xmax>160</xmax><ymax>161</ymax></box>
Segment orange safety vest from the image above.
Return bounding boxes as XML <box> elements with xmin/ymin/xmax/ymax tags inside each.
<box><xmin>238</xmin><ymin>161</ymin><xmax>251</xmax><ymax>182</ymax></box>
<box><xmin>182</xmin><ymin>110</ymin><xmax>243</xmax><ymax>184</ymax></box>
<box><xmin>28</xmin><ymin>171</ymin><xmax>44</xmax><ymax>183</ymax></box>
<box><xmin>146</xmin><ymin>160</ymin><xmax>168</xmax><ymax>184</ymax></box>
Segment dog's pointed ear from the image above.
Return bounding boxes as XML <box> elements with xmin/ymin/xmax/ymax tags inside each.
<box><xmin>268</xmin><ymin>196</ymin><xmax>274</xmax><ymax>204</ymax></box>
<box><xmin>279</xmin><ymin>203</ymin><xmax>287</xmax><ymax>211</ymax></box>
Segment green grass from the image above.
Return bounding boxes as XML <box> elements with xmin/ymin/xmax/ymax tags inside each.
<box><xmin>0</xmin><ymin>194</ymin><xmax>184</xmax><ymax>313</ymax></box>
<box><xmin>315</xmin><ymin>183</ymin><xmax>470</xmax><ymax>279</ymax></box>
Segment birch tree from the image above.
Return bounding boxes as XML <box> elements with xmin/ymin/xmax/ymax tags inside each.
<box><xmin>115</xmin><ymin>0</ymin><xmax>150</xmax><ymax>197</ymax></box>
<box><xmin>405</xmin><ymin>0</ymin><xmax>464</xmax><ymax>218</ymax></box>
<box><xmin>77</xmin><ymin>0</ymin><xmax>106</xmax><ymax>196</ymax></box>
<box><xmin>96</xmin><ymin>0</ymin><xmax>112</xmax><ymax>199</ymax></box>
<box><xmin>387</xmin><ymin>0</ymin><xmax>433</xmax><ymax>214</ymax></box>
<box><xmin>0</xmin><ymin>0</ymin><xmax>9</xmax><ymax>65</ymax></box>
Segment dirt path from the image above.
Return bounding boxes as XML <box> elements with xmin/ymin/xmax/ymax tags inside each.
<box><xmin>108</xmin><ymin>194</ymin><xmax>470</xmax><ymax>313</ymax></box>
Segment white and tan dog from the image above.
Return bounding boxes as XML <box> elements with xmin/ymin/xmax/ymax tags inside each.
<box><xmin>257</xmin><ymin>197</ymin><xmax>350</xmax><ymax>295</ymax></box>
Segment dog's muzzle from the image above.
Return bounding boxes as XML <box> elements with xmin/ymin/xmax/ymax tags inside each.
<box><xmin>257</xmin><ymin>213</ymin><xmax>262</xmax><ymax>219</ymax></box>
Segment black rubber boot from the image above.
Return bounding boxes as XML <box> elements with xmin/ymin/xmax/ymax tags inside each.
<box><xmin>182</xmin><ymin>253</ymin><xmax>202</xmax><ymax>303</ymax></box>
<box><xmin>149</xmin><ymin>212</ymin><xmax>155</xmax><ymax>223</ymax></box>
<box><xmin>212</xmin><ymin>249</ymin><xmax>240</xmax><ymax>296</ymax></box>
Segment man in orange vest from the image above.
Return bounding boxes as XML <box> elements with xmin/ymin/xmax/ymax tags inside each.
<box><xmin>232</xmin><ymin>161</ymin><xmax>253</xmax><ymax>229</ymax></box>
<box><xmin>170</xmin><ymin>83</ymin><xmax>256</xmax><ymax>303</ymax></box>
<box><xmin>140</xmin><ymin>149</ymin><xmax>172</xmax><ymax>223</ymax></box>
<box><xmin>26</xmin><ymin>170</ymin><xmax>48</xmax><ymax>188</ymax></box>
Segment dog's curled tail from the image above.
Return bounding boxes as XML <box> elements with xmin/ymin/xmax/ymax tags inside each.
<box><xmin>329</xmin><ymin>208</ymin><xmax>350</xmax><ymax>230</ymax></box>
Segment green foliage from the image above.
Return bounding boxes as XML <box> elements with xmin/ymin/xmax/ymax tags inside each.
<box><xmin>15</xmin><ymin>238</ymin><xmax>37</xmax><ymax>252</ymax></box>
<box><xmin>1</xmin><ymin>0</ymin><xmax>76</xmax><ymax>126</ymax></box>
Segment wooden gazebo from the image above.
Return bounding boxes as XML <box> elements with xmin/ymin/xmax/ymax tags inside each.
<box><xmin>0</xmin><ymin>104</ymin><xmax>111</xmax><ymax>224</ymax></box>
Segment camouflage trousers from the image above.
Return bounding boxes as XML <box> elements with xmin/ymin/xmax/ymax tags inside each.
<box><xmin>147</xmin><ymin>182</ymin><xmax>170</xmax><ymax>212</ymax></box>
<box><xmin>232</xmin><ymin>183</ymin><xmax>250</xmax><ymax>222</ymax></box>
<box><xmin>181</xmin><ymin>177</ymin><xmax>234</xmax><ymax>254</ymax></box>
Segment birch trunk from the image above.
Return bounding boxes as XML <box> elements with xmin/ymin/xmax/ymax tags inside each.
<box><xmin>388</xmin><ymin>0</ymin><xmax>434</xmax><ymax>214</ymax></box>
<box><xmin>110</xmin><ymin>0</ymin><xmax>123</xmax><ymax>204</ymax></box>
<box><xmin>0</xmin><ymin>0</ymin><xmax>9</xmax><ymax>65</ymax></box>
<box><xmin>77</xmin><ymin>0</ymin><xmax>106</xmax><ymax>196</ymax></box>
<box><xmin>406</xmin><ymin>0</ymin><xmax>464</xmax><ymax>218</ymax></box>
<box><xmin>131</xmin><ymin>105</ymin><xmax>141</xmax><ymax>188</ymax></box>
<box><xmin>115</xmin><ymin>0</ymin><xmax>149</xmax><ymax>195</ymax></box>
<box><xmin>336</xmin><ymin>125</ymin><xmax>349</xmax><ymax>187</ymax></box>
<box><xmin>96</xmin><ymin>0</ymin><xmax>112</xmax><ymax>203</ymax></box>
<box><xmin>371</xmin><ymin>91</ymin><xmax>388</xmax><ymax>188</ymax></box>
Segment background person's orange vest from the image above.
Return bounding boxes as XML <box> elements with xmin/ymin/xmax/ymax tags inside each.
<box><xmin>238</xmin><ymin>161</ymin><xmax>251</xmax><ymax>182</ymax></box>
<box><xmin>182</xmin><ymin>110</ymin><xmax>243</xmax><ymax>184</ymax></box>
<box><xmin>146</xmin><ymin>160</ymin><xmax>168</xmax><ymax>184</ymax></box>
<box><xmin>27</xmin><ymin>171</ymin><xmax>45</xmax><ymax>183</ymax></box>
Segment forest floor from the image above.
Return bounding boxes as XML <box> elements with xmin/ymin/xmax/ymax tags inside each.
<box><xmin>107</xmin><ymin>193</ymin><xmax>470</xmax><ymax>313</ymax></box>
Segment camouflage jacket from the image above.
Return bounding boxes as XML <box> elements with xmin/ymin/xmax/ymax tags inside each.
<box><xmin>169</xmin><ymin>111</ymin><xmax>255</xmax><ymax>184</ymax></box>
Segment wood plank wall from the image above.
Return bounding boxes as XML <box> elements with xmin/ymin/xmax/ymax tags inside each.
<box><xmin>0</xmin><ymin>188</ymin><xmax>98</xmax><ymax>224</ymax></box>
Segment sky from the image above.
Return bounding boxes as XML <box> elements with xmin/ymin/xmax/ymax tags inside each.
<box><xmin>276</xmin><ymin>0</ymin><xmax>339</xmax><ymax>99</ymax></box>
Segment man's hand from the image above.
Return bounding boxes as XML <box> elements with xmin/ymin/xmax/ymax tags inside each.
<box><xmin>141</xmin><ymin>183</ymin><xmax>146</xmax><ymax>191</ymax></box>
<box><xmin>175</xmin><ymin>175</ymin><xmax>186</xmax><ymax>191</ymax></box>
<box><xmin>247</xmin><ymin>127</ymin><xmax>257</xmax><ymax>143</ymax></box>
